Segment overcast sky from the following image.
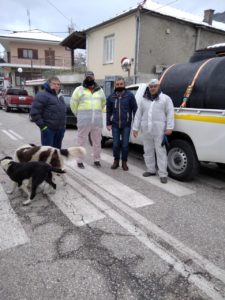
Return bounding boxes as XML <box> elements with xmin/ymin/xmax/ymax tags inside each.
<box><xmin>0</xmin><ymin>0</ymin><xmax>225</xmax><ymax>55</ymax></box>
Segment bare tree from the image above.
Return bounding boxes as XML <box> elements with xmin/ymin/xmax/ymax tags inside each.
<box><xmin>74</xmin><ymin>50</ymin><xmax>86</xmax><ymax>71</ymax></box>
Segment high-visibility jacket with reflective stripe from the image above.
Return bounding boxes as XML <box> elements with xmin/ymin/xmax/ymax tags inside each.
<box><xmin>70</xmin><ymin>85</ymin><xmax>106</xmax><ymax>127</ymax></box>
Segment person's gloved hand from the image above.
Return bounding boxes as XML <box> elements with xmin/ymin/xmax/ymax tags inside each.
<box><xmin>161</xmin><ymin>135</ymin><xmax>169</xmax><ymax>147</ymax></box>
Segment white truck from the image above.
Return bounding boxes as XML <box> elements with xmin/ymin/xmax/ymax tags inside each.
<box><xmin>101</xmin><ymin>83</ymin><xmax>225</xmax><ymax>181</ymax></box>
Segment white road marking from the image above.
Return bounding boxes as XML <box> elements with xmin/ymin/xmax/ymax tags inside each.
<box><xmin>101</xmin><ymin>152</ymin><xmax>195</xmax><ymax>197</ymax></box>
<box><xmin>66</xmin><ymin>162</ymin><xmax>154</xmax><ymax>208</ymax></box>
<box><xmin>67</xmin><ymin>165</ymin><xmax>225</xmax><ymax>287</ymax></box>
<box><xmin>8</xmin><ymin>130</ymin><xmax>24</xmax><ymax>140</ymax></box>
<box><xmin>1</xmin><ymin>129</ymin><xmax>17</xmax><ymax>141</ymax></box>
<box><xmin>0</xmin><ymin>185</ymin><xmax>29</xmax><ymax>251</ymax></box>
<box><xmin>48</xmin><ymin>182</ymin><xmax>105</xmax><ymax>226</ymax></box>
<box><xmin>64</xmin><ymin>173</ymin><xmax>224</xmax><ymax>300</ymax></box>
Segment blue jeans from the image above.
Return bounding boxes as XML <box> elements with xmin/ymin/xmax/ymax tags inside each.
<box><xmin>112</xmin><ymin>127</ymin><xmax>131</xmax><ymax>161</ymax></box>
<box><xmin>41</xmin><ymin>127</ymin><xmax>65</xmax><ymax>149</ymax></box>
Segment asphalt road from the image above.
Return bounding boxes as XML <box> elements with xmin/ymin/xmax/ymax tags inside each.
<box><xmin>0</xmin><ymin>109</ymin><xmax>225</xmax><ymax>300</ymax></box>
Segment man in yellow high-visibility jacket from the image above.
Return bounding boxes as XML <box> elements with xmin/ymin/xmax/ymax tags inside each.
<box><xmin>70</xmin><ymin>71</ymin><xmax>106</xmax><ymax>168</ymax></box>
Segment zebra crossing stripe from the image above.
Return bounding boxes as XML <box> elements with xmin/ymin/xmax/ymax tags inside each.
<box><xmin>65</xmin><ymin>162</ymin><xmax>154</xmax><ymax>208</ymax></box>
<box><xmin>8</xmin><ymin>130</ymin><xmax>24</xmax><ymax>140</ymax></box>
<box><xmin>1</xmin><ymin>129</ymin><xmax>24</xmax><ymax>141</ymax></box>
<box><xmin>101</xmin><ymin>152</ymin><xmax>195</xmax><ymax>197</ymax></box>
<box><xmin>1</xmin><ymin>129</ymin><xmax>17</xmax><ymax>141</ymax></box>
<box><xmin>48</xmin><ymin>180</ymin><xmax>105</xmax><ymax>226</ymax></box>
<box><xmin>64</xmin><ymin>171</ymin><xmax>225</xmax><ymax>300</ymax></box>
<box><xmin>0</xmin><ymin>185</ymin><xmax>29</xmax><ymax>251</ymax></box>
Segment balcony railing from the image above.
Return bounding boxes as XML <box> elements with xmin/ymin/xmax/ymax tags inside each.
<box><xmin>7</xmin><ymin>56</ymin><xmax>71</xmax><ymax>69</ymax></box>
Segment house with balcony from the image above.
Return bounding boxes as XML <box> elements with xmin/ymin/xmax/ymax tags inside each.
<box><xmin>61</xmin><ymin>0</ymin><xmax>225</xmax><ymax>96</ymax></box>
<box><xmin>0</xmin><ymin>29</ymin><xmax>71</xmax><ymax>88</ymax></box>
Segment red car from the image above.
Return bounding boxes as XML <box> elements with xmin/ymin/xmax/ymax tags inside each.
<box><xmin>0</xmin><ymin>88</ymin><xmax>33</xmax><ymax>112</ymax></box>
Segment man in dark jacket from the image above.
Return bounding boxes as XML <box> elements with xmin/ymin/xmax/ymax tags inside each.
<box><xmin>106</xmin><ymin>77</ymin><xmax>137</xmax><ymax>171</ymax></box>
<box><xmin>30</xmin><ymin>76</ymin><xmax>66</xmax><ymax>149</ymax></box>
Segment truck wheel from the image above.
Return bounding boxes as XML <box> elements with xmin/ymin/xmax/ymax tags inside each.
<box><xmin>167</xmin><ymin>139</ymin><xmax>199</xmax><ymax>181</ymax></box>
<box><xmin>88</xmin><ymin>133</ymin><xmax>108</xmax><ymax>148</ymax></box>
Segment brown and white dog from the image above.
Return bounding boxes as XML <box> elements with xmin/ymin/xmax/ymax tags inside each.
<box><xmin>14</xmin><ymin>144</ymin><xmax>86</xmax><ymax>183</ymax></box>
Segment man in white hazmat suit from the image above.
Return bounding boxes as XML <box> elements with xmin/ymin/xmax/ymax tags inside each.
<box><xmin>132</xmin><ymin>79</ymin><xmax>174</xmax><ymax>183</ymax></box>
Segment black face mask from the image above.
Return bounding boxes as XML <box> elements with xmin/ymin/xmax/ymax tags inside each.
<box><xmin>84</xmin><ymin>79</ymin><xmax>95</xmax><ymax>87</ymax></box>
<box><xmin>115</xmin><ymin>87</ymin><xmax>125</xmax><ymax>92</ymax></box>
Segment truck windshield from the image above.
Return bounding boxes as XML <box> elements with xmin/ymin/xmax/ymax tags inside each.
<box><xmin>126</xmin><ymin>87</ymin><xmax>139</xmax><ymax>96</ymax></box>
<box><xmin>7</xmin><ymin>89</ymin><xmax>28</xmax><ymax>96</ymax></box>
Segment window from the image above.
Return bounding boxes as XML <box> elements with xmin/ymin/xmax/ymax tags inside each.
<box><xmin>6</xmin><ymin>89</ymin><xmax>28</xmax><ymax>96</ymax></box>
<box><xmin>126</xmin><ymin>86</ymin><xmax>139</xmax><ymax>96</ymax></box>
<box><xmin>18</xmin><ymin>48</ymin><xmax>38</xmax><ymax>59</ymax></box>
<box><xmin>103</xmin><ymin>35</ymin><xmax>115</xmax><ymax>64</ymax></box>
<box><xmin>45</xmin><ymin>49</ymin><xmax>55</xmax><ymax>66</ymax></box>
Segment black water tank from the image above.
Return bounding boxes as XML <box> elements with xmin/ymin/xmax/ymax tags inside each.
<box><xmin>189</xmin><ymin>46</ymin><xmax>225</xmax><ymax>62</ymax></box>
<box><xmin>160</xmin><ymin>56</ymin><xmax>225</xmax><ymax>109</ymax></box>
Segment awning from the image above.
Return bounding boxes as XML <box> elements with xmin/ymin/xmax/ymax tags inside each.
<box><xmin>61</xmin><ymin>31</ymin><xmax>86</xmax><ymax>50</ymax></box>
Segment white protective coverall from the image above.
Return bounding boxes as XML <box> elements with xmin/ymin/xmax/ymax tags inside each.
<box><xmin>133</xmin><ymin>92</ymin><xmax>174</xmax><ymax>177</ymax></box>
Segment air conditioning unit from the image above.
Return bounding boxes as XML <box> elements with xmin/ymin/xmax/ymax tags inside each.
<box><xmin>155</xmin><ymin>64</ymin><xmax>167</xmax><ymax>74</ymax></box>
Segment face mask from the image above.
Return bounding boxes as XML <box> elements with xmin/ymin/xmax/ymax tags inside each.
<box><xmin>115</xmin><ymin>87</ymin><xmax>125</xmax><ymax>92</ymax></box>
<box><xmin>84</xmin><ymin>79</ymin><xmax>95</xmax><ymax>86</ymax></box>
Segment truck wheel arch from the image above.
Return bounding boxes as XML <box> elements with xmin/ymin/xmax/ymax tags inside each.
<box><xmin>167</xmin><ymin>136</ymin><xmax>199</xmax><ymax>181</ymax></box>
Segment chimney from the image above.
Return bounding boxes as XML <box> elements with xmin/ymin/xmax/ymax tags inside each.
<box><xmin>203</xmin><ymin>9</ymin><xmax>215</xmax><ymax>25</ymax></box>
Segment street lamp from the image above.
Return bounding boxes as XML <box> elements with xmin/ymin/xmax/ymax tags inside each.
<box><xmin>17</xmin><ymin>67</ymin><xmax>23</xmax><ymax>88</ymax></box>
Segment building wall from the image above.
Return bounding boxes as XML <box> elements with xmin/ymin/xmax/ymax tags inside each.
<box><xmin>137</xmin><ymin>13</ymin><xmax>225</xmax><ymax>82</ymax></box>
<box><xmin>87</xmin><ymin>14</ymin><xmax>136</xmax><ymax>80</ymax></box>
<box><xmin>9</xmin><ymin>41</ymin><xmax>71</xmax><ymax>68</ymax></box>
<box><xmin>197</xmin><ymin>28</ymin><xmax>225</xmax><ymax>49</ymax></box>
<box><xmin>138</xmin><ymin>14</ymin><xmax>196</xmax><ymax>81</ymax></box>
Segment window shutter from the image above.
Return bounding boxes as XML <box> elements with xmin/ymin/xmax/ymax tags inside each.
<box><xmin>33</xmin><ymin>49</ymin><xmax>38</xmax><ymax>59</ymax></box>
<box><xmin>18</xmin><ymin>48</ymin><xmax>23</xmax><ymax>58</ymax></box>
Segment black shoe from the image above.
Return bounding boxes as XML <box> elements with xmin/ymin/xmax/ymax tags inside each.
<box><xmin>77</xmin><ymin>162</ymin><xmax>85</xmax><ymax>169</ymax></box>
<box><xmin>94</xmin><ymin>161</ymin><xmax>101</xmax><ymax>168</ymax></box>
<box><xmin>142</xmin><ymin>172</ymin><xmax>156</xmax><ymax>177</ymax></box>
<box><xmin>160</xmin><ymin>177</ymin><xmax>168</xmax><ymax>184</ymax></box>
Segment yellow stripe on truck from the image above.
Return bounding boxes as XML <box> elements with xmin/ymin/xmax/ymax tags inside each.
<box><xmin>175</xmin><ymin>114</ymin><xmax>225</xmax><ymax>124</ymax></box>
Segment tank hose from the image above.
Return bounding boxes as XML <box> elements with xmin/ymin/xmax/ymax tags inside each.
<box><xmin>180</xmin><ymin>58</ymin><xmax>215</xmax><ymax>107</ymax></box>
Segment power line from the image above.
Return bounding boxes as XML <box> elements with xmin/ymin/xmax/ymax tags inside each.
<box><xmin>46</xmin><ymin>0</ymin><xmax>71</xmax><ymax>22</ymax></box>
<box><xmin>46</xmin><ymin>0</ymin><xmax>80</xmax><ymax>31</ymax></box>
<box><xmin>0</xmin><ymin>29</ymin><xmax>69</xmax><ymax>34</ymax></box>
<box><xmin>151</xmin><ymin>0</ymin><xmax>180</xmax><ymax>12</ymax></box>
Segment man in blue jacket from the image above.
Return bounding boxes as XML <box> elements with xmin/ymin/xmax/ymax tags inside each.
<box><xmin>30</xmin><ymin>76</ymin><xmax>66</xmax><ymax>149</ymax></box>
<box><xmin>107</xmin><ymin>77</ymin><xmax>137</xmax><ymax>171</ymax></box>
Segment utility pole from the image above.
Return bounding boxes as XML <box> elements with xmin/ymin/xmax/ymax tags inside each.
<box><xmin>68</xmin><ymin>19</ymin><xmax>75</xmax><ymax>71</ymax></box>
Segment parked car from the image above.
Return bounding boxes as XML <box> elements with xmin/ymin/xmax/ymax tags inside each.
<box><xmin>63</xmin><ymin>95</ymin><xmax>77</xmax><ymax>128</ymax></box>
<box><xmin>0</xmin><ymin>88</ymin><xmax>33</xmax><ymax>112</ymax></box>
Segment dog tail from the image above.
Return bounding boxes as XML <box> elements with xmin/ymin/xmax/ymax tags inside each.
<box><xmin>60</xmin><ymin>147</ymin><xmax>86</xmax><ymax>159</ymax></box>
<box><xmin>51</xmin><ymin>167</ymin><xmax>66</xmax><ymax>174</ymax></box>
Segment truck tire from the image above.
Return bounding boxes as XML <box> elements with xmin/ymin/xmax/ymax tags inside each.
<box><xmin>167</xmin><ymin>139</ymin><xmax>199</xmax><ymax>181</ymax></box>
